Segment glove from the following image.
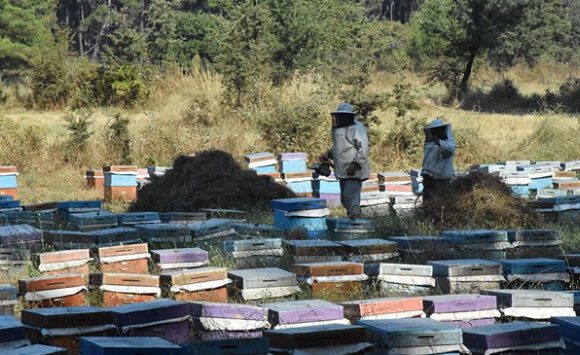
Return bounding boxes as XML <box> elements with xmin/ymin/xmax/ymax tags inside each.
<box><xmin>346</xmin><ymin>162</ymin><xmax>361</xmax><ymax>176</ymax></box>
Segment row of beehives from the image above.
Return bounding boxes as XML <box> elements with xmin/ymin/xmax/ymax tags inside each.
<box><xmin>1</xmin><ymin>289</ymin><xmax>580</xmax><ymax>354</ymax></box>
<box><xmin>244</xmin><ymin>153</ymin><xmax>421</xmax><ymax>213</ymax></box>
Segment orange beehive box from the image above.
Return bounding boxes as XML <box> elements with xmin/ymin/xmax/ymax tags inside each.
<box><xmin>36</xmin><ymin>249</ymin><xmax>91</xmax><ymax>275</ymax></box>
<box><xmin>161</xmin><ymin>267</ymin><xmax>229</xmax><ymax>303</ymax></box>
<box><xmin>293</xmin><ymin>262</ymin><xmax>366</xmax><ymax>301</ymax></box>
<box><xmin>19</xmin><ymin>273</ymin><xmax>86</xmax><ymax>308</ymax></box>
<box><xmin>175</xmin><ymin>287</ymin><xmax>228</xmax><ymax>303</ymax></box>
<box><xmin>91</xmin><ymin>273</ymin><xmax>160</xmax><ymax>307</ymax></box>
<box><xmin>341</xmin><ymin>297</ymin><xmax>424</xmax><ymax>320</ymax></box>
<box><xmin>0</xmin><ymin>166</ymin><xmax>17</xmax><ymax>174</ymax></box>
<box><xmin>554</xmin><ymin>171</ymin><xmax>577</xmax><ymax>178</ymax></box>
<box><xmin>102</xmin><ymin>166</ymin><xmax>139</xmax><ymax>173</ymax></box>
<box><xmin>86</xmin><ymin>170</ymin><xmax>104</xmax><ymax>191</ymax></box>
<box><xmin>104</xmin><ymin>186</ymin><xmax>137</xmax><ymax>203</ymax></box>
<box><xmin>380</xmin><ymin>184</ymin><xmax>413</xmax><ymax>192</ymax></box>
<box><xmin>555</xmin><ymin>180</ymin><xmax>580</xmax><ymax>189</ymax></box>
<box><xmin>0</xmin><ymin>188</ymin><xmax>18</xmax><ymax>200</ymax></box>
<box><xmin>97</xmin><ymin>243</ymin><xmax>149</xmax><ymax>274</ymax></box>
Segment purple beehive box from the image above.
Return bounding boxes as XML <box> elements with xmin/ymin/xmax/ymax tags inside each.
<box><xmin>151</xmin><ymin>248</ymin><xmax>208</xmax><ymax>264</ymax></box>
<box><xmin>111</xmin><ymin>300</ymin><xmax>191</xmax><ymax>345</ymax></box>
<box><xmin>189</xmin><ymin>302</ymin><xmax>267</xmax><ymax>321</ymax></box>
<box><xmin>278</xmin><ymin>153</ymin><xmax>308</xmax><ymax>161</ymax></box>
<box><xmin>423</xmin><ymin>294</ymin><xmax>497</xmax><ymax>315</ymax></box>
<box><xmin>0</xmin><ymin>224</ymin><xmax>42</xmax><ymax>246</ymax></box>
<box><xmin>260</xmin><ymin>300</ymin><xmax>343</xmax><ymax>326</ymax></box>
<box><xmin>463</xmin><ymin>321</ymin><xmax>560</xmax><ymax>351</ymax></box>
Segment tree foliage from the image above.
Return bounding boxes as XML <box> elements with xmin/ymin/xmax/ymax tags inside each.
<box><xmin>409</xmin><ymin>0</ymin><xmax>572</xmax><ymax>97</ymax></box>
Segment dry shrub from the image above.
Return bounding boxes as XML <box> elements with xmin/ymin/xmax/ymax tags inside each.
<box><xmin>130</xmin><ymin>150</ymin><xmax>295</xmax><ymax>212</ymax></box>
<box><xmin>422</xmin><ymin>172</ymin><xmax>541</xmax><ymax>229</ymax></box>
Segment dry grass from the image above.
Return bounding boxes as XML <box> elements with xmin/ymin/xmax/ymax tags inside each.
<box><xmin>0</xmin><ymin>60</ymin><xmax>578</xmax><ymax>205</ymax></box>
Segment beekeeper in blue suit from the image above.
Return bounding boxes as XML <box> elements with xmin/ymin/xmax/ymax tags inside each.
<box><xmin>421</xmin><ymin>118</ymin><xmax>456</xmax><ymax>200</ymax></box>
<box><xmin>321</xmin><ymin>102</ymin><xmax>370</xmax><ymax>218</ymax></box>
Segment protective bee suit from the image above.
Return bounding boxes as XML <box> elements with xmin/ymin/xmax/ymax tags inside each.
<box><xmin>323</xmin><ymin>102</ymin><xmax>370</xmax><ymax>218</ymax></box>
<box><xmin>421</xmin><ymin>118</ymin><xmax>456</xmax><ymax>200</ymax></box>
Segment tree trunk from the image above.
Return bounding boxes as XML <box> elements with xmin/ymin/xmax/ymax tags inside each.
<box><xmin>459</xmin><ymin>51</ymin><xmax>477</xmax><ymax>96</ymax></box>
<box><xmin>78</xmin><ymin>2</ymin><xmax>84</xmax><ymax>56</ymax></box>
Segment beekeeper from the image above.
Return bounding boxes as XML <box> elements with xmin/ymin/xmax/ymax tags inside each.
<box><xmin>421</xmin><ymin>118</ymin><xmax>456</xmax><ymax>200</ymax></box>
<box><xmin>321</xmin><ymin>102</ymin><xmax>370</xmax><ymax>218</ymax></box>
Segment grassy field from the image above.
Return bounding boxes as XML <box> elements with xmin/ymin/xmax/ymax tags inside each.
<box><xmin>2</xmin><ymin>62</ymin><xmax>578</xmax><ymax>205</ymax></box>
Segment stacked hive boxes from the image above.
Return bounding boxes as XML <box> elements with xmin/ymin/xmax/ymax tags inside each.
<box><xmin>313</xmin><ymin>173</ymin><xmax>341</xmax><ymax>207</ymax></box>
<box><xmin>272</xmin><ymin>198</ymin><xmax>329</xmax><ymax>238</ymax></box>
<box><xmin>244</xmin><ymin>152</ymin><xmax>278</xmax><ymax>176</ymax></box>
<box><xmin>84</xmin><ymin>170</ymin><xmax>104</xmax><ymax>192</ymax></box>
<box><xmin>103</xmin><ymin>166</ymin><xmax>138</xmax><ymax>202</ymax></box>
<box><xmin>0</xmin><ymin>166</ymin><xmax>18</xmax><ymax>200</ymax></box>
<box><xmin>278</xmin><ymin>153</ymin><xmax>313</xmax><ymax>197</ymax></box>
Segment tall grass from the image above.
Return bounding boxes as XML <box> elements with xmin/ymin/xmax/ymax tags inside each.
<box><xmin>0</xmin><ymin>60</ymin><xmax>579</xmax><ymax>204</ymax></box>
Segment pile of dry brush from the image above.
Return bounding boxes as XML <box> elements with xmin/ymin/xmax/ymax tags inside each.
<box><xmin>130</xmin><ymin>150</ymin><xmax>295</xmax><ymax>212</ymax></box>
<box><xmin>421</xmin><ymin>172</ymin><xmax>541</xmax><ymax>229</ymax></box>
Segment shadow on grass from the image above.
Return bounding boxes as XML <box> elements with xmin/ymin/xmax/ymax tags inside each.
<box><xmin>460</xmin><ymin>77</ymin><xmax>580</xmax><ymax>115</ymax></box>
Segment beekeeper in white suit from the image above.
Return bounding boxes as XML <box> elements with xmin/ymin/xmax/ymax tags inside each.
<box><xmin>421</xmin><ymin>118</ymin><xmax>456</xmax><ymax>201</ymax></box>
<box><xmin>321</xmin><ymin>102</ymin><xmax>370</xmax><ymax>218</ymax></box>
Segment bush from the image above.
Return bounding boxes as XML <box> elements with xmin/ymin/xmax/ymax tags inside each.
<box><xmin>559</xmin><ymin>76</ymin><xmax>580</xmax><ymax>112</ymax></box>
<box><xmin>64</xmin><ymin>111</ymin><xmax>94</xmax><ymax>165</ymax></box>
<box><xmin>0</xmin><ymin>117</ymin><xmax>50</xmax><ymax>171</ymax></box>
<box><xmin>259</xmin><ymin>99</ymin><xmax>328</xmax><ymax>157</ymax></box>
<box><xmin>489</xmin><ymin>79</ymin><xmax>520</xmax><ymax>102</ymax></box>
<box><xmin>94</xmin><ymin>65</ymin><xmax>151</xmax><ymax>107</ymax></box>
<box><xmin>104</xmin><ymin>113</ymin><xmax>132</xmax><ymax>164</ymax></box>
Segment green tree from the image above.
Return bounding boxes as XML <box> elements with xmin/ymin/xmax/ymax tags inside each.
<box><xmin>409</xmin><ymin>0</ymin><xmax>571</xmax><ymax>97</ymax></box>
<box><xmin>0</xmin><ymin>0</ymin><xmax>57</xmax><ymax>75</ymax></box>
<box><xmin>216</xmin><ymin>0</ymin><xmax>278</xmax><ymax>106</ymax></box>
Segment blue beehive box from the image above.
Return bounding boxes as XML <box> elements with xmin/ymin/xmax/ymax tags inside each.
<box><xmin>181</xmin><ymin>337</ymin><xmax>269</xmax><ymax>355</ymax></box>
<box><xmin>500</xmin><ymin>258</ymin><xmax>566</xmax><ymax>274</ymax></box>
<box><xmin>317</xmin><ymin>179</ymin><xmax>341</xmax><ymax>194</ymax></box>
<box><xmin>273</xmin><ymin>210</ymin><xmax>327</xmax><ymax>238</ymax></box>
<box><xmin>4</xmin><ymin>210</ymin><xmax>54</xmax><ymax>228</ymax></box>
<box><xmin>530</xmin><ymin>175</ymin><xmax>554</xmax><ymax>191</ymax></box>
<box><xmin>272</xmin><ymin>198</ymin><xmax>328</xmax><ymax>238</ymax></box>
<box><xmin>511</xmin><ymin>185</ymin><xmax>531</xmax><ymax>197</ymax></box>
<box><xmin>117</xmin><ymin>212</ymin><xmax>161</xmax><ymax>226</ymax></box>
<box><xmin>0</xmin><ymin>200</ymin><xmax>21</xmax><ymax>211</ymax></box>
<box><xmin>441</xmin><ymin>230</ymin><xmax>508</xmax><ymax>244</ymax></box>
<box><xmin>271</xmin><ymin>198</ymin><xmax>327</xmax><ymax>212</ymax></box>
<box><xmin>104</xmin><ymin>172</ymin><xmax>137</xmax><ymax>187</ymax></box>
<box><xmin>80</xmin><ymin>337</ymin><xmax>182</xmax><ymax>355</ymax></box>
<box><xmin>232</xmin><ymin>223</ymin><xmax>283</xmax><ymax>237</ymax></box>
<box><xmin>68</xmin><ymin>211</ymin><xmax>118</xmax><ymax>231</ymax></box>
<box><xmin>326</xmin><ymin>218</ymin><xmax>375</xmax><ymax>240</ymax></box>
<box><xmin>285</xmin><ymin>180</ymin><xmax>313</xmax><ymax>194</ymax></box>
<box><xmin>0</xmin><ymin>175</ymin><xmax>17</xmax><ymax>189</ymax></box>
<box><xmin>356</xmin><ymin>318</ymin><xmax>463</xmax><ymax>353</ymax></box>
<box><xmin>280</xmin><ymin>159</ymin><xmax>308</xmax><ymax>173</ymax></box>
<box><xmin>57</xmin><ymin>200</ymin><xmax>102</xmax><ymax>210</ymax></box>
<box><xmin>254</xmin><ymin>165</ymin><xmax>277</xmax><ymax>174</ymax></box>
<box><xmin>551</xmin><ymin>317</ymin><xmax>580</xmax><ymax>354</ymax></box>
<box><xmin>0</xmin><ymin>315</ymin><xmax>27</xmax><ymax>346</ymax></box>
<box><xmin>500</xmin><ymin>258</ymin><xmax>568</xmax><ymax>291</ymax></box>
<box><xmin>4</xmin><ymin>345</ymin><xmax>67</xmax><ymax>354</ymax></box>
<box><xmin>189</xmin><ymin>219</ymin><xmax>234</xmax><ymax>238</ymax></box>
<box><xmin>135</xmin><ymin>223</ymin><xmax>192</xmax><ymax>245</ymax></box>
